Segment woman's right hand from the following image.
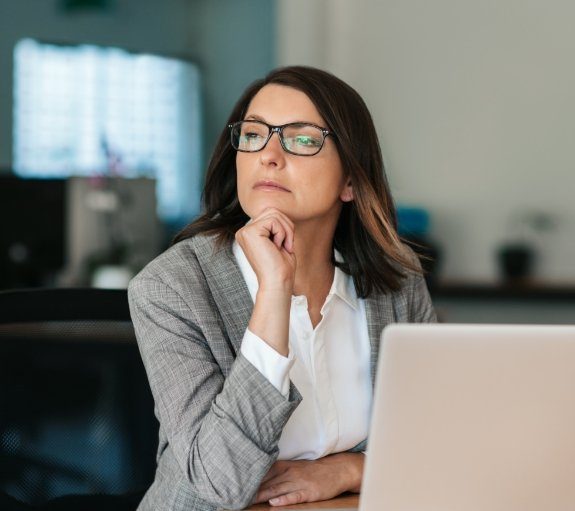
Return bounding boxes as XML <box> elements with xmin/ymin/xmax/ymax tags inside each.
<box><xmin>235</xmin><ymin>207</ymin><xmax>296</xmax><ymax>294</ymax></box>
<box><xmin>235</xmin><ymin>208</ymin><xmax>296</xmax><ymax>356</ymax></box>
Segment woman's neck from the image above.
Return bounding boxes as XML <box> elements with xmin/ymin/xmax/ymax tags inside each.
<box><xmin>291</xmin><ymin>219</ymin><xmax>337</xmax><ymax>298</ymax></box>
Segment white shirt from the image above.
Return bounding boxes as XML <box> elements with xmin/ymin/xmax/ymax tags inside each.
<box><xmin>233</xmin><ymin>242</ymin><xmax>372</xmax><ymax>460</ymax></box>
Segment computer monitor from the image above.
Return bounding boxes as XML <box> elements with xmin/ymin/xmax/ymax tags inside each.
<box><xmin>0</xmin><ymin>175</ymin><xmax>162</xmax><ymax>290</ymax></box>
<box><xmin>0</xmin><ymin>175</ymin><xmax>66</xmax><ymax>289</ymax></box>
<box><xmin>63</xmin><ymin>176</ymin><xmax>162</xmax><ymax>286</ymax></box>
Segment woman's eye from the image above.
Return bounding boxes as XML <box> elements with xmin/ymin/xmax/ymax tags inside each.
<box><xmin>294</xmin><ymin>135</ymin><xmax>321</xmax><ymax>147</ymax></box>
<box><xmin>240</xmin><ymin>132</ymin><xmax>265</xmax><ymax>145</ymax></box>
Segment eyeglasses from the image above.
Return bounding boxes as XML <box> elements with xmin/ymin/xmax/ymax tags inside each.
<box><xmin>228</xmin><ymin>120</ymin><xmax>334</xmax><ymax>156</ymax></box>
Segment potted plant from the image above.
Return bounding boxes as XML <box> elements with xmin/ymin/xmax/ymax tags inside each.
<box><xmin>497</xmin><ymin>211</ymin><xmax>555</xmax><ymax>283</ymax></box>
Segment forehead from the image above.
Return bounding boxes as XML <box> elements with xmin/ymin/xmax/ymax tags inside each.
<box><xmin>244</xmin><ymin>84</ymin><xmax>325</xmax><ymax>126</ymax></box>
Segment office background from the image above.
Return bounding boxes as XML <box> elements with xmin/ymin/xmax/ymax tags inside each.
<box><xmin>0</xmin><ymin>1</ymin><xmax>574</xmax><ymax>507</ymax></box>
<box><xmin>2</xmin><ymin>0</ymin><xmax>574</xmax><ymax>288</ymax></box>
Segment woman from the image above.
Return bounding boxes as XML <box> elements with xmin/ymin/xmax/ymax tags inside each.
<box><xmin>128</xmin><ymin>65</ymin><xmax>436</xmax><ymax>511</ymax></box>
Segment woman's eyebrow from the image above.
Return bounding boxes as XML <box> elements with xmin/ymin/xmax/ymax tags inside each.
<box><xmin>244</xmin><ymin>114</ymin><xmax>321</xmax><ymax>125</ymax></box>
<box><xmin>244</xmin><ymin>114</ymin><xmax>266</xmax><ymax>122</ymax></box>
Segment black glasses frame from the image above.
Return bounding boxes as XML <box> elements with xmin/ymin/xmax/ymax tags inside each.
<box><xmin>228</xmin><ymin>120</ymin><xmax>334</xmax><ymax>156</ymax></box>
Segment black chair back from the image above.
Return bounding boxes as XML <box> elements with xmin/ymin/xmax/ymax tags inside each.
<box><xmin>0</xmin><ymin>288</ymin><xmax>157</xmax><ymax>507</ymax></box>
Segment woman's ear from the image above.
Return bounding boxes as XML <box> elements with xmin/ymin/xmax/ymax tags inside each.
<box><xmin>340</xmin><ymin>179</ymin><xmax>354</xmax><ymax>202</ymax></box>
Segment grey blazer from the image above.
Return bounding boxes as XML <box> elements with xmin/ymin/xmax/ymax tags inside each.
<box><xmin>128</xmin><ymin>233</ymin><xmax>436</xmax><ymax>511</ymax></box>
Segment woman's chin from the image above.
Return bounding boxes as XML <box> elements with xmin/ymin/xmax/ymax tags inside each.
<box><xmin>248</xmin><ymin>201</ymin><xmax>293</xmax><ymax>220</ymax></box>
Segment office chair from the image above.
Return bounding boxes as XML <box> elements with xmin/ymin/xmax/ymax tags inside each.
<box><xmin>0</xmin><ymin>288</ymin><xmax>158</xmax><ymax>510</ymax></box>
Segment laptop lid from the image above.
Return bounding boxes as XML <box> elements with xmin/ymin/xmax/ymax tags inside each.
<box><xmin>360</xmin><ymin>324</ymin><xmax>575</xmax><ymax>511</ymax></box>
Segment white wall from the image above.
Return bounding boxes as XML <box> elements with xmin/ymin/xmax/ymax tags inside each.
<box><xmin>277</xmin><ymin>0</ymin><xmax>575</xmax><ymax>284</ymax></box>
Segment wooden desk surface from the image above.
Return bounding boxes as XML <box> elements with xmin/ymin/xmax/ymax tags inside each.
<box><xmin>244</xmin><ymin>493</ymin><xmax>358</xmax><ymax>510</ymax></box>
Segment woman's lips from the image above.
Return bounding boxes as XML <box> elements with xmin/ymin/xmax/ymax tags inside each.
<box><xmin>253</xmin><ymin>180</ymin><xmax>291</xmax><ymax>192</ymax></box>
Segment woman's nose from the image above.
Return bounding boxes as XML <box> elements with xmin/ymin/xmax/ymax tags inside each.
<box><xmin>259</xmin><ymin>131</ymin><xmax>285</xmax><ymax>167</ymax></box>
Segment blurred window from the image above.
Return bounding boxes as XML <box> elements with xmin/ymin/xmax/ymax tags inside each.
<box><xmin>13</xmin><ymin>38</ymin><xmax>202</xmax><ymax>222</ymax></box>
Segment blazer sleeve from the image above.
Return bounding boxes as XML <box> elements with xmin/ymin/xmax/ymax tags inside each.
<box><xmin>128</xmin><ymin>274</ymin><xmax>301</xmax><ymax>510</ymax></box>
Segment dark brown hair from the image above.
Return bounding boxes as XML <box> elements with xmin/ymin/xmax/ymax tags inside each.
<box><xmin>174</xmin><ymin>65</ymin><xmax>421</xmax><ymax>297</ymax></box>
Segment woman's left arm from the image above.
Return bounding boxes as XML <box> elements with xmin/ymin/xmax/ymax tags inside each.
<box><xmin>253</xmin><ymin>452</ymin><xmax>364</xmax><ymax>506</ymax></box>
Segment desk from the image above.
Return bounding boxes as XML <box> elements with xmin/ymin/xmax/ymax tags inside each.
<box><xmin>245</xmin><ymin>494</ymin><xmax>359</xmax><ymax>510</ymax></box>
<box><xmin>430</xmin><ymin>282</ymin><xmax>575</xmax><ymax>324</ymax></box>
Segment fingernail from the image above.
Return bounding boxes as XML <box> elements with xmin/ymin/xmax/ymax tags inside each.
<box><xmin>269</xmin><ymin>497</ymin><xmax>280</xmax><ymax>505</ymax></box>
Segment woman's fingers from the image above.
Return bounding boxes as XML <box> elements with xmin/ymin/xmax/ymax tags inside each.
<box><xmin>255</xmin><ymin>455</ymin><xmax>358</xmax><ymax>506</ymax></box>
<box><xmin>235</xmin><ymin>207</ymin><xmax>297</xmax><ymax>292</ymax></box>
<box><xmin>260</xmin><ymin>461</ymin><xmax>289</xmax><ymax>486</ymax></box>
<box><xmin>259</xmin><ymin>461</ymin><xmax>289</xmax><ymax>486</ymax></box>
<box><xmin>255</xmin><ymin>480</ymin><xmax>300</xmax><ymax>504</ymax></box>
<box><xmin>237</xmin><ymin>208</ymin><xmax>294</xmax><ymax>250</ymax></box>
<box><xmin>269</xmin><ymin>491</ymin><xmax>307</xmax><ymax>506</ymax></box>
<box><xmin>254</xmin><ymin>207</ymin><xmax>294</xmax><ymax>230</ymax></box>
<box><xmin>239</xmin><ymin>215</ymin><xmax>290</xmax><ymax>254</ymax></box>
<box><xmin>253</xmin><ymin>208</ymin><xmax>295</xmax><ymax>253</ymax></box>
<box><xmin>268</xmin><ymin>217</ymin><xmax>287</xmax><ymax>251</ymax></box>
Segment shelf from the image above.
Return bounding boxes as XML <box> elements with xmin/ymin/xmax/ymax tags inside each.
<box><xmin>430</xmin><ymin>281</ymin><xmax>575</xmax><ymax>301</ymax></box>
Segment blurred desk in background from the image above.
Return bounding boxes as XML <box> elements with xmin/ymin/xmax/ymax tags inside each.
<box><xmin>431</xmin><ymin>282</ymin><xmax>575</xmax><ymax>324</ymax></box>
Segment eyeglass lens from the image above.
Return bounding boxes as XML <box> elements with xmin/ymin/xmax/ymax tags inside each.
<box><xmin>231</xmin><ymin>121</ymin><xmax>325</xmax><ymax>156</ymax></box>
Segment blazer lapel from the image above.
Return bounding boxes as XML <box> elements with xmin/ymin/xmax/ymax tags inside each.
<box><xmin>364</xmin><ymin>291</ymin><xmax>396</xmax><ymax>387</ymax></box>
<box><xmin>193</xmin><ymin>235</ymin><xmax>253</xmax><ymax>358</ymax></box>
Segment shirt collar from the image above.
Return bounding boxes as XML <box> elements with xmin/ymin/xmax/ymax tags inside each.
<box><xmin>331</xmin><ymin>250</ymin><xmax>359</xmax><ymax>310</ymax></box>
<box><xmin>232</xmin><ymin>241</ymin><xmax>359</xmax><ymax>310</ymax></box>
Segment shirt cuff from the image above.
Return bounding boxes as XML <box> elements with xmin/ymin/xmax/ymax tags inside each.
<box><xmin>240</xmin><ymin>328</ymin><xmax>295</xmax><ymax>397</ymax></box>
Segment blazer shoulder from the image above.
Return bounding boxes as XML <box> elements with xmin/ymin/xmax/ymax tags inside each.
<box><xmin>130</xmin><ymin>233</ymin><xmax>225</xmax><ymax>293</ymax></box>
<box><xmin>386</xmin><ymin>243</ymin><xmax>425</xmax><ymax>292</ymax></box>
<box><xmin>392</xmin><ymin>243</ymin><xmax>436</xmax><ymax>323</ymax></box>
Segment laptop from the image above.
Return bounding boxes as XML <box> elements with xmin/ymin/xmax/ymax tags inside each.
<box><xmin>351</xmin><ymin>323</ymin><xmax>575</xmax><ymax>511</ymax></box>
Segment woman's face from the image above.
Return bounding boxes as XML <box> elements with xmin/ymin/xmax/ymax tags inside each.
<box><xmin>236</xmin><ymin>84</ymin><xmax>353</xmax><ymax>225</ymax></box>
